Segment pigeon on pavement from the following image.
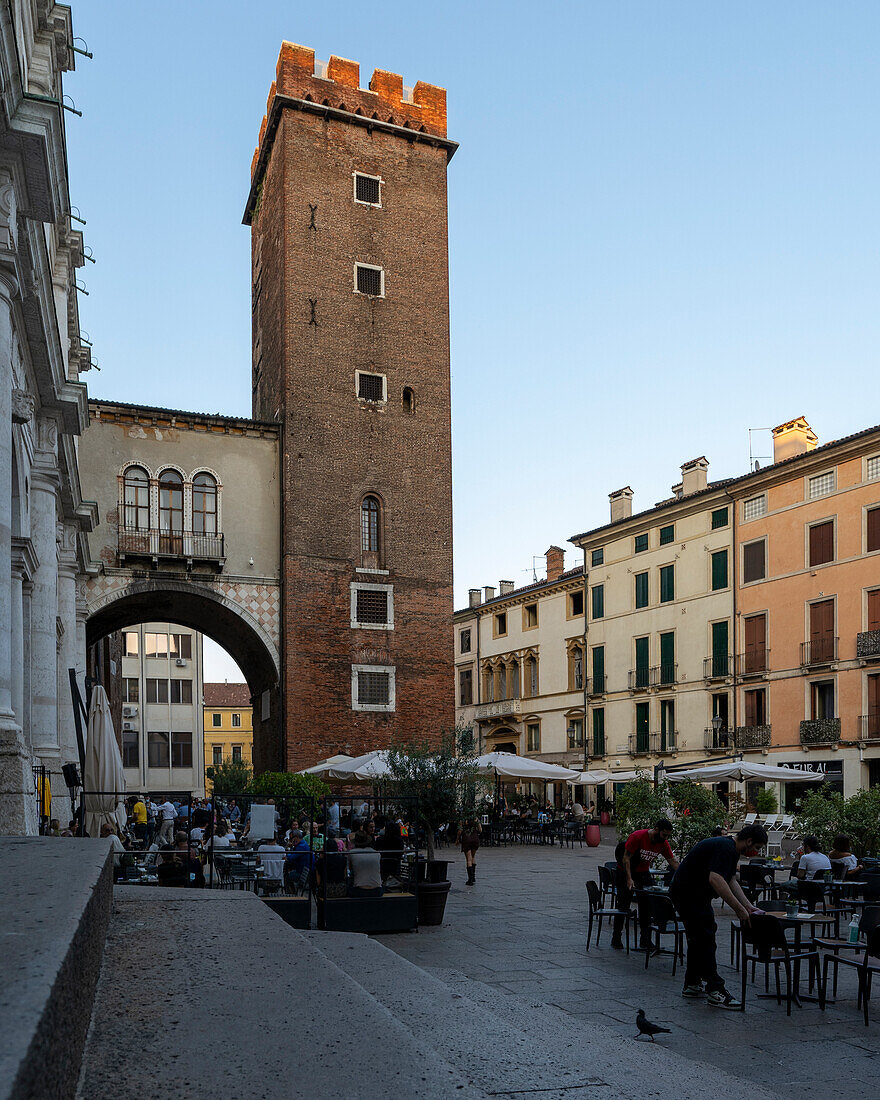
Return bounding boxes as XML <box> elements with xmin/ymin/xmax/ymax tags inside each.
<box><xmin>635</xmin><ymin>1009</ymin><xmax>671</xmax><ymax>1041</ymax></box>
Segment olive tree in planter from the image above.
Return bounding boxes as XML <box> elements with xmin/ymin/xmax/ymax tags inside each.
<box><xmin>385</xmin><ymin>726</ymin><xmax>486</xmax><ymax>925</ymax></box>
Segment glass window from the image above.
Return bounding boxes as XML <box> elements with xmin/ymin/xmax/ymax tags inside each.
<box><xmin>567</xmin><ymin>718</ymin><xmax>584</xmax><ymax>748</ymax></box>
<box><xmin>360</xmin><ymin>496</ymin><xmax>380</xmax><ymax>553</ymax></box>
<box><xmin>123</xmin><ymin>677</ymin><xmax>139</xmax><ymax>703</ymax></box>
<box><xmin>711</xmin><ymin>506</ymin><xmax>729</xmax><ymax>530</ymax></box>
<box><xmin>124</xmin><ymin>632</ymin><xmax>139</xmax><ymax>656</ymax></box>
<box><xmin>811</xmin><ymin>680</ymin><xmax>835</xmax><ymax>720</ymax></box>
<box><xmin>356</xmin><ymin>588</ymin><xmax>389</xmax><ymax>624</ymax></box>
<box><xmin>144</xmin><ymin>633</ymin><xmax>168</xmax><ymax>659</ymax></box>
<box><xmin>232</xmin><ymin>713</ymin><xmax>241</xmax><ymax>728</ymax></box>
<box><xmin>527</xmin><ymin>656</ymin><xmax>538</xmax><ymax>696</ymax></box>
<box><xmin>123</xmin><ymin>466</ymin><xmax>150</xmax><ymax>530</ymax></box>
<box><xmin>171</xmin><ymin>731</ymin><xmax>192</xmax><ymax>768</ymax></box>
<box><xmin>524</xmin><ymin>603</ymin><xmax>538</xmax><ymax>628</ymax></box>
<box><xmin>743</xmin><ymin>540</ymin><xmax>766</xmax><ymax>583</ymax></box>
<box><xmin>460</xmin><ymin>628</ymin><xmax>471</xmax><ymax>653</ymax></box>
<box><xmin>808</xmin><ymin>471</ymin><xmax>836</xmax><ymax>499</ymax></box>
<box><xmin>743</xmin><ymin>495</ymin><xmax>767</xmax><ymax>521</ymax></box>
<box><xmin>148</xmin><ymin>730</ymin><xmax>169</xmax><ymax>768</ymax></box>
<box><xmin>169</xmin><ymin>633</ymin><xmax>192</xmax><ymax>659</ymax></box>
<box><xmin>158</xmin><ymin>470</ymin><xmax>183</xmax><ymax>533</ymax></box>
<box><xmin>527</xmin><ymin>723</ymin><xmax>540</xmax><ymax>752</ymax></box>
<box><xmin>634</xmin><ymin>571</ymin><xmax>648</xmax><ymax>609</ymax></box>
<box><xmin>659</xmin><ymin>524</ymin><xmax>674</xmax><ymax>545</ymax></box>
<box><xmin>212</xmin><ymin>745</ymin><xmax>223</xmax><ymax>766</ymax></box>
<box><xmin>211</xmin><ymin>712</ymin><xmax>222</xmax><ymax>728</ymax></box>
<box><xmin>170</xmin><ymin>680</ymin><xmax>192</xmax><ymax>705</ymax></box>
<box><xmin>459</xmin><ymin>668</ymin><xmax>473</xmax><ymax>706</ymax></box>
<box><xmin>659</xmin><ymin>564</ymin><xmax>675</xmax><ymax>603</ymax></box>
<box><xmin>591</xmin><ymin>584</ymin><xmax>604</xmax><ymax>620</ymax></box>
<box><xmin>122</xmin><ymin>729</ymin><xmax>139</xmax><ymax>768</ymax></box>
<box><xmin>495</xmin><ymin>612</ymin><xmax>507</xmax><ymax>635</ymax></box>
<box><xmin>634</xmin><ymin>533</ymin><xmax>648</xmax><ymax>553</ymax></box>
<box><xmin>572</xmin><ymin>646</ymin><xmax>583</xmax><ymax>691</ymax></box>
<box><xmin>591</xmin><ymin>548</ymin><xmax>604</xmax><ymax>566</ymax></box>
<box><xmin>192</xmin><ymin>473</ymin><xmax>218</xmax><ymax>535</ymax></box>
<box><xmin>569</xmin><ymin>590</ymin><xmax>584</xmax><ymax>616</ymax></box>
<box><xmin>868</xmin><ymin>455</ymin><xmax>880</xmax><ymax>481</ymax></box>
<box><xmin>711</xmin><ymin>549</ymin><xmax>728</xmax><ymax>590</ymax></box>
<box><xmin>232</xmin><ymin>745</ymin><xmax>242</xmax><ymax>763</ymax></box>
<box><xmin>146</xmin><ymin>678</ymin><xmax>169</xmax><ymax>704</ymax></box>
<box><xmin>358</xmin><ymin>670</ymin><xmax>390</xmax><ymax>706</ymax></box>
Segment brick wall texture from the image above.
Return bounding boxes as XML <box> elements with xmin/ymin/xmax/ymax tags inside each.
<box><xmin>249</xmin><ymin>48</ymin><xmax>455</xmax><ymax>771</ymax></box>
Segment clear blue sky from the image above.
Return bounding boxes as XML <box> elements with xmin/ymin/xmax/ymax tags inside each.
<box><xmin>69</xmin><ymin>1</ymin><xmax>880</xmax><ymax>678</ymax></box>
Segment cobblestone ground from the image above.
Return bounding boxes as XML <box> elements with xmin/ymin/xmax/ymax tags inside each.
<box><xmin>384</xmin><ymin>840</ymin><xmax>880</xmax><ymax>1099</ymax></box>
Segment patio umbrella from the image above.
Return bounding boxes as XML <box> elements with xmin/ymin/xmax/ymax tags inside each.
<box><xmin>569</xmin><ymin>770</ymin><xmax>614</xmax><ymax>785</ymax></box>
<box><xmin>664</xmin><ymin>761</ymin><xmax>826</xmax><ymax>783</ymax></box>
<box><xmin>83</xmin><ymin>685</ymin><xmax>126</xmax><ymax>837</ymax></box>
<box><xmin>323</xmin><ymin>750</ymin><xmax>391</xmax><ymax>781</ymax></box>
<box><xmin>299</xmin><ymin>753</ymin><xmax>353</xmax><ymax>775</ymax></box>
<box><xmin>473</xmin><ymin>752</ymin><xmax>580</xmax><ymax>782</ymax></box>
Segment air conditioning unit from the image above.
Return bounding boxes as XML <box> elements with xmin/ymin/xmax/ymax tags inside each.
<box><xmin>175</xmin><ymin>658</ymin><xmax>187</xmax><ymax>667</ymax></box>
<box><xmin>122</xmin><ymin>704</ymin><xmax>137</xmax><ymax>717</ymax></box>
<box><xmin>122</xmin><ymin>721</ymin><xmax>134</xmax><ymax>731</ymax></box>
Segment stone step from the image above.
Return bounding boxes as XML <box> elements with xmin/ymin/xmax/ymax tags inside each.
<box><xmin>77</xmin><ymin>889</ymin><xmax>481</xmax><ymax>1100</ymax></box>
<box><xmin>307</xmin><ymin>932</ymin><xmax>781</xmax><ymax>1100</ymax></box>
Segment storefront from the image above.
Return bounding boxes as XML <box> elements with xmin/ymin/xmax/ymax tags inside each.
<box><xmin>775</xmin><ymin>760</ymin><xmax>843</xmax><ymax>811</ymax></box>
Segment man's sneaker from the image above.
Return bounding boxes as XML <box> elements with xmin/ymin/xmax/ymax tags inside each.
<box><xmin>610</xmin><ymin>939</ymin><xmax>624</xmax><ymax>951</ymax></box>
<box><xmin>681</xmin><ymin>983</ymin><xmax>705</xmax><ymax>998</ymax></box>
<box><xmin>707</xmin><ymin>988</ymin><xmax>742</xmax><ymax>1010</ymax></box>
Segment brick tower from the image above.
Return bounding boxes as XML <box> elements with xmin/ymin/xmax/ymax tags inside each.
<box><xmin>244</xmin><ymin>43</ymin><xmax>456</xmax><ymax>771</ymax></box>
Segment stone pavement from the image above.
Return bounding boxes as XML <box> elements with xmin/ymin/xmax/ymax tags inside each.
<box><xmin>383</xmin><ymin>839</ymin><xmax>880</xmax><ymax>1099</ymax></box>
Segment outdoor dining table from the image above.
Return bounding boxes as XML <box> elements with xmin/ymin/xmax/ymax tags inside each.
<box><xmin>755</xmin><ymin>910</ymin><xmax>833</xmax><ymax>1004</ymax></box>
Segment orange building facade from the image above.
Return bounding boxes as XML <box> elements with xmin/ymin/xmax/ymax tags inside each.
<box><xmin>733</xmin><ymin>418</ymin><xmax>880</xmax><ymax>804</ymax></box>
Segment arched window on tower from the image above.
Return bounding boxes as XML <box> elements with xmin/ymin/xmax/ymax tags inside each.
<box><xmin>360</xmin><ymin>495</ymin><xmax>382</xmax><ymax>568</ymax></box>
<box><xmin>402</xmin><ymin>387</ymin><xmax>415</xmax><ymax>415</ymax></box>
<box><xmin>158</xmin><ymin>469</ymin><xmax>183</xmax><ymax>555</ymax></box>
<box><xmin>192</xmin><ymin>472</ymin><xmax>218</xmax><ymax>535</ymax></box>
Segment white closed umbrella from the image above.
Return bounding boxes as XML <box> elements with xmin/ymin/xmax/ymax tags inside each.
<box><xmin>324</xmin><ymin>750</ymin><xmax>391</xmax><ymax>781</ymax></box>
<box><xmin>473</xmin><ymin>752</ymin><xmax>580</xmax><ymax>782</ymax></box>
<box><xmin>83</xmin><ymin>685</ymin><xmax>126</xmax><ymax>837</ymax></box>
<box><xmin>569</xmin><ymin>770</ymin><xmax>614</xmax><ymax>785</ymax></box>
<box><xmin>664</xmin><ymin>761</ymin><xmax>826</xmax><ymax>784</ymax></box>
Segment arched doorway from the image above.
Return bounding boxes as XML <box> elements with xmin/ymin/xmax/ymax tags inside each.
<box><xmin>85</xmin><ymin>578</ymin><xmax>282</xmax><ymax>774</ymax></box>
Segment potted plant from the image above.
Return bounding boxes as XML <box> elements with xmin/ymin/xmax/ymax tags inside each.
<box><xmin>385</xmin><ymin>726</ymin><xmax>486</xmax><ymax>925</ymax></box>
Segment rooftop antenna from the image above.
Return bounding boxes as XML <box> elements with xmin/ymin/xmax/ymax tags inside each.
<box><xmin>748</xmin><ymin>427</ymin><xmax>773</xmax><ymax>473</ymax></box>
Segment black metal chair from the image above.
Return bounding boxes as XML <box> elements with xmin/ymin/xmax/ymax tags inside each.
<box><xmin>740</xmin><ymin>914</ymin><xmax>825</xmax><ymax>1016</ymax></box>
<box><xmin>823</xmin><ymin>926</ymin><xmax>880</xmax><ymax>1026</ymax></box>
<box><xmin>817</xmin><ymin>905</ymin><xmax>880</xmax><ymax>998</ymax></box>
<box><xmin>738</xmin><ymin>864</ymin><xmax>777</xmax><ymax>906</ymax></box>
<box><xmin>585</xmin><ymin>880</ymin><xmax>634</xmax><ymax>952</ymax></box>
<box><xmin>639</xmin><ymin>892</ymin><xmax>685</xmax><ymax>975</ymax></box>
<box><xmin>597</xmin><ymin>864</ymin><xmax>617</xmax><ymax>908</ymax></box>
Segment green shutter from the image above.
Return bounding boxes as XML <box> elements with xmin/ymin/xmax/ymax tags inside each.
<box><xmin>711</xmin><ymin>506</ymin><xmax>729</xmax><ymax>530</ymax></box>
<box><xmin>635</xmin><ymin>702</ymin><xmax>650</xmax><ymax>752</ymax></box>
<box><xmin>711</xmin><ymin>621</ymin><xmax>729</xmax><ymax>677</ymax></box>
<box><xmin>660</xmin><ymin>632</ymin><xmax>675</xmax><ymax>684</ymax></box>
<box><xmin>711</xmin><ymin>549</ymin><xmax>728</xmax><ymax>590</ymax></box>
<box><xmin>635</xmin><ymin>572</ymin><xmax>648</xmax><ymax>608</ymax></box>
<box><xmin>634</xmin><ymin>533</ymin><xmax>648</xmax><ymax>553</ymax></box>
<box><xmin>659</xmin><ymin>524</ymin><xmax>674</xmax><ymax>545</ymax></box>
<box><xmin>592</xmin><ymin>708</ymin><xmax>605</xmax><ymax>755</ymax></box>
<box><xmin>660</xmin><ymin>564</ymin><xmax>675</xmax><ymax>602</ymax></box>
<box><xmin>592</xmin><ymin>646</ymin><xmax>605</xmax><ymax>692</ymax></box>
<box><xmin>635</xmin><ymin>636</ymin><xmax>649</xmax><ymax>670</ymax></box>
<box><xmin>591</xmin><ymin>584</ymin><xmax>604</xmax><ymax>619</ymax></box>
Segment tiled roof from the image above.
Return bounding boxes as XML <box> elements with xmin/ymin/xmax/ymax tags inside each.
<box><xmin>203</xmin><ymin>682</ymin><xmax>252</xmax><ymax>708</ymax></box>
<box><xmin>453</xmin><ymin>566</ymin><xmax>584</xmax><ymax>616</ymax></box>
<box><xmin>89</xmin><ymin>397</ymin><xmax>279</xmax><ymax>431</ymax></box>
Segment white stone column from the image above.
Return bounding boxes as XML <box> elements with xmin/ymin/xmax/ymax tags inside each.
<box><xmin>56</xmin><ymin>525</ymin><xmax>80</xmax><ymax>775</ymax></box>
<box><xmin>29</xmin><ymin>425</ymin><xmax>61</xmax><ymax>770</ymax></box>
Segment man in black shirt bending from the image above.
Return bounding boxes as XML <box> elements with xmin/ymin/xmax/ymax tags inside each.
<box><xmin>669</xmin><ymin>824</ymin><xmax>768</xmax><ymax>1009</ymax></box>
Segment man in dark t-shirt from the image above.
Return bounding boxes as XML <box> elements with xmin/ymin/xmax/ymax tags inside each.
<box><xmin>669</xmin><ymin>824</ymin><xmax>768</xmax><ymax>1009</ymax></box>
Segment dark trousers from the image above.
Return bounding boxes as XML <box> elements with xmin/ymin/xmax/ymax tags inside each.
<box><xmin>613</xmin><ymin>868</ymin><xmax>651</xmax><ymax>942</ymax></box>
<box><xmin>671</xmin><ymin>894</ymin><xmax>725</xmax><ymax>992</ymax></box>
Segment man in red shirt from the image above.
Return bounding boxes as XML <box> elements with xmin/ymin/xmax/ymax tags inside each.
<box><xmin>612</xmin><ymin>818</ymin><xmax>679</xmax><ymax>950</ymax></box>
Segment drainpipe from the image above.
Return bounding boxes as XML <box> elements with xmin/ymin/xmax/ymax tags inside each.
<box><xmin>475</xmin><ymin>604</ymin><xmax>482</xmax><ymax>754</ymax></box>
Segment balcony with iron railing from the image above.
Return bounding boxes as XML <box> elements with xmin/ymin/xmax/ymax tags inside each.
<box><xmin>657</xmin><ymin>730</ymin><xmax>677</xmax><ymax>754</ymax></box>
<box><xmin>737</xmin><ymin>649</ymin><xmax>769</xmax><ymax>677</ymax></box>
<box><xmin>735</xmin><ymin>724</ymin><xmax>772</xmax><ymax>750</ymax></box>
<box><xmin>857</xmin><ymin>631</ymin><xmax>880</xmax><ymax>661</ymax></box>
<box><xmin>800</xmin><ymin>718</ymin><xmax>841</xmax><ymax>746</ymax></box>
<box><xmin>859</xmin><ymin>715</ymin><xmax>880</xmax><ymax>743</ymax></box>
<box><xmin>703</xmin><ymin>655</ymin><xmax>732</xmax><ymax>681</ymax></box>
<box><xmin>629</xmin><ymin>731</ymin><xmax>656</xmax><ymax>756</ymax></box>
<box><xmin>704</xmin><ymin>726</ymin><xmax>735</xmax><ymax>752</ymax></box>
<box><xmin>118</xmin><ymin>526</ymin><xmax>225</xmax><ymax>566</ymax></box>
<box><xmin>800</xmin><ymin>637</ymin><xmax>839</xmax><ymax>668</ymax></box>
<box><xmin>655</xmin><ymin>662</ymin><xmax>677</xmax><ymax>688</ymax></box>
<box><xmin>591</xmin><ymin>734</ymin><xmax>606</xmax><ymax>758</ymax></box>
<box><xmin>473</xmin><ymin>698</ymin><xmax>523</xmax><ymax>722</ymax></box>
<box><xmin>587</xmin><ymin>674</ymin><xmax>606</xmax><ymax>696</ymax></box>
<box><xmin>629</xmin><ymin>667</ymin><xmax>651</xmax><ymax>692</ymax></box>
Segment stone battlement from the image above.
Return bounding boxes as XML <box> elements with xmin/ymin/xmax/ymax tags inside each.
<box><xmin>251</xmin><ymin>42</ymin><xmax>448</xmax><ymax>177</ymax></box>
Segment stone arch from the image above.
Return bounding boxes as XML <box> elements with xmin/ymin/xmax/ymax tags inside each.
<box><xmin>85</xmin><ymin>577</ymin><xmax>282</xmax><ymax>771</ymax></box>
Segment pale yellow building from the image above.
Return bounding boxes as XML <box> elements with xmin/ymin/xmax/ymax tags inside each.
<box><xmin>203</xmin><ymin>682</ymin><xmax>253</xmax><ymax>792</ymax></box>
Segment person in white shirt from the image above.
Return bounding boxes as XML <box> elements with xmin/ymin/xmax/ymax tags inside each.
<box><xmin>157</xmin><ymin>800</ymin><xmax>177</xmax><ymax>845</ymax></box>
<box><xmin>100</xmin><ymin>824</ymin><xmax>127</xmax><ymax>872</ymax></box>
<box><xmin>829</xmin><ymin>834</ymin><xmax>862</xmax><ymax>878</ymax></box>
<box><xmin>347</xmin><ymin>831</ymin><xmax>383</xmax><ymax>896</ymax></box>
<box><xmin>257</xmin><ymin>835</ymin><xmax>287</xmax><ymax>885</ymax></box>
<box><xmin>797</xmin><ymin>835</ymin><xmax>832</xmax><ymax>880</ymax></box>
<box><xmin>206</xmin><ymin>822</ymin><xmax>233</xmax><ymax>851</ymax></box>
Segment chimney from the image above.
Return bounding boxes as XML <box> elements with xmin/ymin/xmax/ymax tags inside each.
<box><xmin>681</xmin><ymin>456</ymin><xmax>709</xmax><ymax>497</ymax></box>
<box><xmin>772</xmin><ymin>416</ymin><xmax>817</xmax><ymax>464</ymax></box>
<box><xmin>468</xmin><ymin>588</ymin><xmax>481</xmax><ymax>608</ymax></box>
<box><xmin>498</xmin><ymin>580</ymin><xmax>515</xmax><ymax>596</ymax></box>
<box><xmin>483</xmin><ymin>585</ymin><xmax>495</xmax><ymax>603</ymax></box>
<box><xmin>609</xmin><ymin>486</ymin><xmax>634</xmax><ymax>523</ymax></box>
<box><xmin>546</xmin><ymin>545</ymin><xmax>564</xmax><ymax>582</ymax></box>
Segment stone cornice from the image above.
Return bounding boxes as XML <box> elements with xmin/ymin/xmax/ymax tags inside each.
<box><xmin>11</xmin><ymin>536</ymin><xmax>40</xmax><ymax>582</ymax></box>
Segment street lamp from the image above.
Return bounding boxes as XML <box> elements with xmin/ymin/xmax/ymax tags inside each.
<box><xmin>711</xmin><ymin>713</ymin><xmax>723</xmax><ymax>749</ymax></box>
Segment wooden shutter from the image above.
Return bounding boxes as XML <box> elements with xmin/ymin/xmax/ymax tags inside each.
<box><xmin>868</xmin><ymin>508</ymin><xmax>880</xmax><ymax>554</ymax></box>
<box><xmin>868</xmin><ymin>676</ymin><xmax>880</xmax><ymax>739</ymax></box>
<box><xmin>809</xmin><ymin>520</ymin><xmax>835</xmax><ymax>567</ymax></box>
<box><xmin>869</xmin><ymin>591</ymin><xmax>880</xmax><ymax>632</ymax></box>
<box><xmin>743</xmin><ymin>614</ymin><xmax>766</xmax><ymax>672</ymax></box>
<box><xmin>745</xmin><ymin>688</ymin><xmax>765</xmax><ymax>726</ymax></box>
<box><xmin>810</xmin><ymin>599</ymin><xmax>835</xmax><ymax>660</ymax></box>
<box><xmin>743</xmin><ymin>541</ymin><xmax>765</xmax><ymax>583</ymax></box>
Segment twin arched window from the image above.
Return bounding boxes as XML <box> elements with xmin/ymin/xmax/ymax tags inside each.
<box><xmin>122</xmin><ymin>467</ymin><xmax>219</xmax><ymax>534</ymax></box>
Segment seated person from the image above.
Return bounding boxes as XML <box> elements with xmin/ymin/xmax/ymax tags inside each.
<box><xmin>100</xmin><ymin>823</ymin><xmax>127</xmax><ymax>879</ymax></box>
<box><xmin>347</xmin><ymin>831</ymin><xmax>383</xmax><ymax>897</ymax></box>
<box><xmin>158</xmin><ymin>831</ymin><xmax>205</xmax><ymax>887</ymax></box>
<box><xmin>284</xmin><ymin>829</ymin><xmax>314</xmax><ymax>892</ymax></box>
<box><xmin>829</xmin><ymin>834</ymin><xmax>862</xmax><ymax>878</ymax></box>
<box><xmin>205</xmin><ymin>821</ymin><xmax>232</xmax><ymax>851</ymax></box>
<box><xmin>375</xmin><ymin>820</ymin><xmax>403</xmax><ymax>884</ymax></box>
<box><xmin>796</xmin><ymin>835</ymin><xmax>832</xmax><ymax>880</ymax></box>
<box><xmin>257</xmin><ymin>834</ymin><xmax>287</xmax><ymax>887</ymax></box>
<box><xmin>315</xmin><ymin>836</ymin><xmax>348</xmax><ymax>898</ymax></box>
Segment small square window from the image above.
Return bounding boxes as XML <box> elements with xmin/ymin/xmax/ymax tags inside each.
<box><xmin>355</xmin><ymin>264</ymin><xmax>384</xmax><ymax>296</ymax></box>
<box><xmin>355</xmin><ymin>668</ymin><xmax>393</xmax><ymax>709</ymax></box>
<box><xmin>569</xmin><ymin>590</ymin><xmax>584</xmax><ymax>617</ymax></box>
<box><xmin>634</xmin><ymin>533</ymin><xmax>648</xmax><ymax>553</ymax></box>
<box><xmin>124</xmin><ymin>632</ymin><xmax>139</xmax><ymax>656</ymax></box>
<box><xmin>524</xmin><ymin>603</ymin><xmax>538</xmax><ymax>628</ymax></box>
<box><xmin>211</xmin><ymin>712</ymin><xmax>221</xmax><ymax>728</ymax></box>
<box><xmin>495</xmin><ymin>612</ymin><xmax>507</xmax><ymax>636</ymax></box>
<box><xmin>357</xmin><ymin>371</ymin><xmax>386</xmax><ymax>402</ymax></box>
<box><xmin>354</xmin><ymin>173</ymin><xmax>381</xmax><ymax>206</ymax></box>
<box><xmin>460</xmin><ymin>628</ymin><xmax>472</xmax><ymax>654</ymax></box>
<box><xmin>351</xmin><ymin>583</ymin><xmax>394</xmax><ymax>630</ymax></box>
<box><xmin>711</xmin><ymin>506</ymin><xmax>729</xmax><ymax>530</ymax></box>
<box><xmin>659</xmin><ymin>524</ymin><xmax>674</xmax><ymax>545</ymax></box>
<box><xmin>868</xmin><ymin>455</ymin><xmax>880</xmax><ymax>481</ymax></box>
<box><xmin>232</xmin><ymin>713</ymin><xmax>241</xmax><ymax>728</ymax></box>
<box><xmin>809</xmin><ymin>471</ymin><xmax>836</xmax><ymax>499</ymax></box>
<box><xmin>743</xmin><ymin>495</ymin><xmax>767</xmax><ymax>521</ymax></box>
<box><xmin>591</xmin><ymin>548</ymin><xmax>604</xmax><ymax>566</ymax></box>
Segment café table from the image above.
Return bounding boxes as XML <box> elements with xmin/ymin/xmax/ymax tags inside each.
<box><xmin>755</xmin><ymin>909</ymin><xmax>833</xmax><ymax>1004</ymax></box>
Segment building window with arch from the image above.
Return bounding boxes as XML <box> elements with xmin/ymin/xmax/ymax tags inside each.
<box><xmin>192</xmin><ymin>472</ymin><xmax>218</xmax><ymax>535</ymax></box>
<box><xmin>158</xmin><ymin>469</ymin><xmax>184</xmax><ymax>554</ymax></box>
<box><xmin>123</xmin><ymin>466</ymin><xmax>150</xmax><ymax>531</ymax></box>
<box><xmin>360</xmin><ymin>495</ymin><xmax>382</xmax><ymax>568</ymax></box>
<box><xmin>568</xmin><ymin>642</ymin><xmax>584</xmax><ymax>691</ymax></box>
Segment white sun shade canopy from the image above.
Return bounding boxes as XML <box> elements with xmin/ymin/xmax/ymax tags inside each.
<box><xmin>83</xmin><ymin>685</ymin><xmax>127</xmax><ymax>836</ymax></box>
<box><xmin>323</xmin><ymin>750</ymin><xmax>391</xmax><ymax>781</ymax></box>
<box><xmin>664</xmin><ymin>761</ymin><xmax>826</xmax><ymax>784</ymax></box>
<box><xmin>299</xmin><ymin>753</ymin><xmax>354</xmax><ymax>775</ymax></box>
<box><xmin>474</xmin><ymin>752</ymin><xmax>580</xmax><ymax>781</ymax></box>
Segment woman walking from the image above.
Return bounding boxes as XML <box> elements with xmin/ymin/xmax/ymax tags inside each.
<box><xmin>457</xmin><ymin>816</ymin><xmax>481</xmax><ymax>886</ymax></box>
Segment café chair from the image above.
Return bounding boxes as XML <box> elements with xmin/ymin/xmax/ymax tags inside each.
<box><xmin>817</xmin><ymin>905</ymin><xmax>880</xmax><ymax>998</ymax></box>
<box><xmin>640</xmin><ymin>893</ymin><xmax>685</xmax><ymax>975</ymax></box>
<box><xmin>740</xmin><ymin>914</ymin><xmax>825</xmax><ymax>1016</ymax></box>
<box><xmin>585</xmin><ymin>881</ymin><xmax>634</xmax><ymax>953</ymax></box>
<box><xmin>823</xmin><ymin>926</ymin><xmax>880</xmax><ymax>1026</ymax></box>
